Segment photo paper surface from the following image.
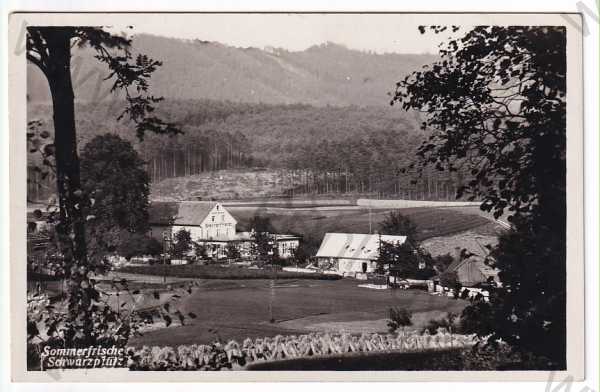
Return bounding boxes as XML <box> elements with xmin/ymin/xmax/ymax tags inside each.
<box><xmin>8</xmin><ymin>12</ymin><xmax>584</xmax><ymax>382</ymax></box>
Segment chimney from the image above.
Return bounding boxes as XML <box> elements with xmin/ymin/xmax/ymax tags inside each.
<box><xmin>454</xmin><ymin>246</ymin><xmax>462</xmax><ymax>261</ymax></box>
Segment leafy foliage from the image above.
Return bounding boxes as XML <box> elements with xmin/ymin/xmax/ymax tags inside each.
<box><xmin>393</xmin><ymin>26</ymin><xmax>567</xmax><ymax>368</ymax></box>
<box><xmin>431</xmin><ymin>253</ymin><xmax>455</xmax><ymax>273</ymax></box>
<box><xmin>376</xmin><ymin>240</ymin><xmax>435</xmax><ymax>280</ymax></box>
<box><xmin>79</xmin><ymin>134</ymin><xmax>153</xmax><ymax>262</ymax></box>
<box><xmin>378</xmin><ymin>210</ymin><xmax>418</xmax><ymax>240</ymax></box>
<box><xmin>439</xmin><ymin>271</ymin><xmax>459</xmax><ymax>289</ymax></box>
<box><xmin>393</xmin><ymin>26</ymin><xmax>566</xmax><ymax>220</ymax></box>
<box><xmin>193</xmin><ymin>243</ymin><xmax>209</xmax><ymax>260</ymax></box>
<box><xmin>171</xmin><ymin>228</ymin><xmax>192</xmax><ymax>259</ymax></box>
<box><xmin>27</xmin><ymin>280</ymin><xmax>197</xmax><ymax>369</ymax></box>
<box><xmin>248</xmin><ymin>215</ymin><xmax>276</xmax><ymax>260</ymax></box>
<box><xmin>80</xmin><ymin>134</ymin><xmax>150</xmax><ymax>232</ymax></box>
<box><xmin>387</xmin><ymin>307</ymin><xmax>413</xmax><ymax>333</ymax></box>
<box><xmin>26</xmin><ymin>26</ymin><xmax>179</xmax><ymax>364</ymax></box>
<box><xmin>422</xmin><ymin>312</ymin><xmax>459</xmax><ymax>334</ymax></box>
<box><xmin>116</xmin><ymin>233</ymin><xmax>162</xmax><ymax>260</ymax></box>
<box><xmin>225</xmin><ymin>243</ymin><xmax>242</xmax><ymax>261</ymax></box>
<box><xmin>291</xmin><ymin>242</ymin><xmax>310</xmax><ymax>266</ymax></box>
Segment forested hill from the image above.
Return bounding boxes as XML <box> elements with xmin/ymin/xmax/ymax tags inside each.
<box><xmin>28</xmin><ymin>99</ymin><xmax>424</xmax><ymax>165</ymax></box>
<box><xmin>28</xmin><ymin>99</ymin><xmax>470</xmax><ymax>202</ymax></box>
<box><xmin>27</xmin><ymin>34</ymin><xmax>436</xmax><ymax>106</ymax></box>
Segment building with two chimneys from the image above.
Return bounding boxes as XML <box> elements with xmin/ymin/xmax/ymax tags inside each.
<box><xmin>148</xmin><ymin>201</ymin><xmax>300</xmax><ymax>259</ymax></box>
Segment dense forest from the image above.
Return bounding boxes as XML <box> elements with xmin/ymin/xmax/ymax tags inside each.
<box><xmin>27</xmin><ymin>99</ymin><xmax>470</xmax><ymax>202</ymax></box>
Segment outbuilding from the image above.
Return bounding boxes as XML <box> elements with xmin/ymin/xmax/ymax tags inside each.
<box><xmin>314</xmin><ymin>233</ymin><xmax>407</xmax><ymax>276</ymax></box>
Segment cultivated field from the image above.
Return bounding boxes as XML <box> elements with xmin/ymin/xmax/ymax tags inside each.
<box><xmin>129</xmin><ymin>278</ymin><xmax>467</xmax><ymax>347</ymax></box>
<box><xmin>229</xmin><ymin>205</ymin><xmax>493</xmax><ymax>243</ymax></box>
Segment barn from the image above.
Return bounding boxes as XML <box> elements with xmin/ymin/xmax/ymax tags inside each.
<box><xmin>315</xmin><ymin>233</ymin><xmax>407</xmax><ymax>276</ymax></box>
<box><xmin>442</xmin><ymin>257</ymin><xmax>499</xmax><ymax>287</ymax></box>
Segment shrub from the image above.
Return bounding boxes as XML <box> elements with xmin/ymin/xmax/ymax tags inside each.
<box><xmin>171</xmin><ymin>229</ymin><xmax>192</xmax><ymax>259</ymax></box>
<box><xmin>439</xmin><ymin>271</ymin><xmax>462</xmax><ymax>298</ymax></box>
<box><xmin>117</xmin><ymin>233</ymin><xmax>162</xmax><ymax>260</ymax></box>
<box><xmin>117</xmin><ymin>264</ymin><xmax>341</xmax><ymax>280</ymax></box>
<box><xmin>422</xmin><ymin>312</ymin><xmax>459</xmax><ymax>334</ymax></box>
<box><xmin>245</xmin><ymin>348</ymin><xmax>467</xmax><ymax>371</ymax></box>
<box><xmin>387</xmin><ymin>307</ymin><xmax>413</xmax><ymax>333</ymax></box>
<box><xmin>460</xmin><ymin>343</ymin><xmax>524</xmax><ymax>370</ymax></box>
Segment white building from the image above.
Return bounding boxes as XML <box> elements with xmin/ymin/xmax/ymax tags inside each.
<box><xmin>148</xmin><ymin>201</ymin><xmax>300</xmax><ymax>259</ymax></box>
<box><xmin>315</xmin><ymin>233</ymin><xmax>407</xmax><ymax>275</ymax></box>
<box><xmin>149</xmin><ymin>201</ymin><xmax>237</xmax><ymax>242</ymax></box>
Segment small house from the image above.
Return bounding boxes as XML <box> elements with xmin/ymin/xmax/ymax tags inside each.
<box><xmin>315</xmin><ymin>233</ymin><xmax>407</xmax><ymax>276</ymax></box>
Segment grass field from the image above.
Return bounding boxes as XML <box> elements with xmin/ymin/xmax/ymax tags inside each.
<box><xmin>129</xmin><ymin>278</ymin><xmax>467</xmax><ymax>348</ymax></box>
<box><xmin>229</xmin><ymin>206</ymin><xmax>492</xmax><ymax>245</ymax></box>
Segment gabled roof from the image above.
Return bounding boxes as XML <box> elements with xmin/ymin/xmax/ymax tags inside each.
<box><xmin>444</xmin><ymin>256</ymin><xmax>499</xmax><ymax>286</ymax></box>
<box><xmin>445</xmin><ymin>258</ymin><xmax>465</xmax><ymax>273</ymax></box>
<box><xmin>149</xmin><ymin>201</ymin><xmax>225</xmax><ymax>226</ymax></box>
<box><xmin>315</xmin><ymin>233</ymin><xmax>407</xmax><ymax>261</ymax></box>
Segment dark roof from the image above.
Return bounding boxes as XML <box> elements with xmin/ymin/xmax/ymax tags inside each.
<box><xmin>442</xmin><ymin>256</ymin><xmax>499</xmax><ymax>286</ymax></box>
<box><xmin>445</xmin><ymin>258</ymin><xmax>465</xmax><ymax>273</ymax></box>
<box><xmin>148</xmin><ymin>201</ymin><xmax>218</xmax><ymax>226</ymax></box>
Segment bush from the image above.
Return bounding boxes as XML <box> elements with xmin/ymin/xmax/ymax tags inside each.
<box><xmin>387</xmin><ymin>307</ymin><xmax>413</xmax><ymax>333</ymax></box>
<box><xmin>245</xmin><ymin>349</ymin><xmax>467</xmax><ymax>371</ymax></box>
<box><xmin>433</xmin><ymin>253</ymin><xmax>455</xmax><ymax>272</ymax></box>
<box><xmin>118</xmin><ymin>264</ymin><xmax>342</xmax><ymax>280</ymax></box>
<box><xmin>171</xmin><ymin>229</ymin><xmax>192</xmax><ymax>259</ymax></box>
<box><xmin>117</xmin><ymin>233</ymin><xmax>162</xmax><ymax>260</ymax></box>
<box><xmin>439</xmin><ymin>271</ymin><xmax>462</xmax><ymax>298</ymax></box>
<box><xmin>422</xmin><ymin>312</ymin><xmax>460</xmax><ymax>334</ymax></box>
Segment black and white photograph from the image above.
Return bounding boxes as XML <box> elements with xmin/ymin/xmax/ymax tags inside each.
<box><xmin>6</xmin><ymin>11</ymin><xmax>588</xmax><ymax>382</ymax></box>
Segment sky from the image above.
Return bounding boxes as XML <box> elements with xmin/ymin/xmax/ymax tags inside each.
<box><xmin>110</xmin><ymin>14</ymin><xmax>466</xmax><ymax>54</ymax></box>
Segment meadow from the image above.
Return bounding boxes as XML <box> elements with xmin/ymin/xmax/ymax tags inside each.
<box><xmin>129</xmin><ymin>278</ymin><xmax>467</xmax><ymax>348</ymax></box>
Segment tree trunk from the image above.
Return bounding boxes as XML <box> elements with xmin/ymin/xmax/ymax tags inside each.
<box><xmin>45</xmin><ymin>29</ymin><xmax>87</xmax><ymax>265</ymax></box>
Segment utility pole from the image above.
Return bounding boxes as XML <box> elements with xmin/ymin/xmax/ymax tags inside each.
<box><xmin>162</xmin><ymin>230</ymin><xmax>171</xmax><ymax>284</ymax></box>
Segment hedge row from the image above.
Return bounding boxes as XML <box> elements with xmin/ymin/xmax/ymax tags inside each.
<box><xmin>118</xmin><ymin>264</ymin><xmax>341</xmax><ymax>280</ymax></box>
